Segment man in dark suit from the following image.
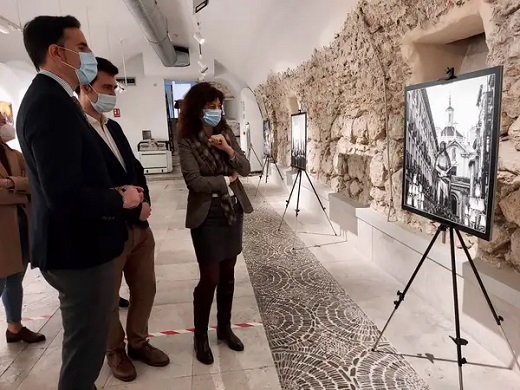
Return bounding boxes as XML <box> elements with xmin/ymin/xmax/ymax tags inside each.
<box><xmin>76</xmin><ymin>57</ymin><xmax>169</xmax><ymax>382</ymax></box>
<box><xmin>16</xmin><ymin>16</ymin><xmax>144</xmax><ymax>390</ymax></box>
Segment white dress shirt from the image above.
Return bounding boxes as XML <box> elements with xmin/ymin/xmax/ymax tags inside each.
<box><xmin>39</xmin><ymin>70</ymin><xmax>74</xmax><ymax>96</ymax></box>
<box><xmin>224</xmin><ymin>175</ymin><xmax>235</xmax><ymax>197</ymax></box>
<box><xmin>85</xmin><ymin>113</ymin><xmax>127</xmax><ymax>171</ymax></box>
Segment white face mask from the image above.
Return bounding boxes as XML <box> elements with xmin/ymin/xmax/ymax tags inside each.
<box><xmin>88</xmin><ymin>86</ymin><xmax>117</xmax><ymax>113</ymax></box>
<box><xmin>0</xmin><ymin>123</ymin><xmax>16</xmax><ymax>143</ymax></box>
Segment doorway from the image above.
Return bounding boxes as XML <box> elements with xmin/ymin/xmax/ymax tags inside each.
<box><xmin>164</xmin><ymin>80</ymin><xmax>196</xmax><ymax>155</ymax></box>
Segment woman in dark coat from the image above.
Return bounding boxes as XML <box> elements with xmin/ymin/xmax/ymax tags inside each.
<box><xmin>178</xmin><ymin>83</ymin><xmax>253</xmax><ymax>365</ymax></box>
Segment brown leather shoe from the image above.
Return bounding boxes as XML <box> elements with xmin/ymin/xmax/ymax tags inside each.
<box><xmin>6</xmin><ymin>327</ymin><xmax>46</xmax><ymax>344</ymax></box>
<box><xmin>107</xmin><ymin>349</ymin><xmax>137</xmax><ymax>382</ymax></box>
<box><xmin>128</xmin><ymin>342</ymin><xmax>170</xmax><ymax>367</ymax></box>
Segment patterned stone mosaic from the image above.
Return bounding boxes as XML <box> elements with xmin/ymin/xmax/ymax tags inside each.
<box><xmin>242</xmin><ymin>199</ymin><xmax>429</xmax><ymax>390</ymax></box>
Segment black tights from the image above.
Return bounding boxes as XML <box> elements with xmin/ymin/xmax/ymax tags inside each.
<box><xmin>193</xmin><ymin>257</ymin><xmax>237</xmax><ymax>333</ymax></box>
<box><xmin>196</xmin><ymin>256</ymin><xmax>237</xmax><ymax>293</ymax></box>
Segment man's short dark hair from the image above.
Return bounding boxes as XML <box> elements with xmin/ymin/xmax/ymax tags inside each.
<box><xmin>23</xmin><ymin>15</ymin><xmax>81</xmax><ymax>71</ymax></box>
<box><xmin>75</xmin><ymin>57</ymin><xmax>119</xmax><ymax>95</ymax></box>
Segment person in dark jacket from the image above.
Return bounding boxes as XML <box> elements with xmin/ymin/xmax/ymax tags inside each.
<box><xmin>17</xmin><ymin>16</ymin><xmax>143</xmax><ymax>390</ymax></box>
<box><xmin>76</xmin><ymin>57</ymin><xmax>169</xmax><ymax>382</ymax></box>
<box><xmin>178</xmin><ymin>83</ymin><xmax>253</xmax><ymax>365</ymax></box>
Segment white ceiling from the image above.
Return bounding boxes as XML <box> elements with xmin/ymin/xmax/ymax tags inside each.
<box><xmin>0</xmin><ymin>0</ymin><xmax>357</xmax><ymax>88</ymax></box>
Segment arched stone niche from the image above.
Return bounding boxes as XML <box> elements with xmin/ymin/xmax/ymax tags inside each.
<box><xmin>402</xmin><ymin>0</ymin><xmax>493</xmax><ymax>84</ymax></box>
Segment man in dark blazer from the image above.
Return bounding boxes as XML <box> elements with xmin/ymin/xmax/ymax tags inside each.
<box><xmin>16</xmin><ymin>16</ymin><xmax>143</xmax><ymax>390</ymax></box>
<box><xmin>76</xmin><ymin>57</ymin><xmax>169</xmax><ymax>382</ymax></box>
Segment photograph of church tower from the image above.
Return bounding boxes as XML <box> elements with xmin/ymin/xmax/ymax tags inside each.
<box><xmin>403</xmin><ymin>67</ymin><xmax>502</xmax><ymax>240</ymax></box>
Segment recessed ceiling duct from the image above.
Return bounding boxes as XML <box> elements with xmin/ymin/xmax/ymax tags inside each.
<box><xmin>122</xmin><ymin>0</ymin><xmax>190</xmax><ymax>67</ymax></box>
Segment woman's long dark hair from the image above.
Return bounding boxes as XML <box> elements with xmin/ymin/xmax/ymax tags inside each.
<box><xmin>177</xmin><ymin>82</ymin><xmax>229</xmax><ymax>139</ymax></box>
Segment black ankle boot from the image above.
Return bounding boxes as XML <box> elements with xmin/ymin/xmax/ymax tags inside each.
<box><xmin>216</xmin><ymin>280</ymin><xmax>245</xmax><ymax>352</ymax></box>
<box><xmin>217</xmin><ymin>324</ymin><xmax>244</xmax><ymax>351</ymax></box>
<box><xmin>194</xmin><ymin>333</ymin><xmax>214</xmax><ymax>365</ymax></box>
<box><xmin>193</xmin><ymin>286</ymin><xmax>215</xmax><ymax>365</ymax></box>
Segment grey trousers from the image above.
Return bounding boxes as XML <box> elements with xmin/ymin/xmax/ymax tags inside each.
<box><xmin>42</xmin><ymin>261</ymin><xmax>115</xmax><ymax>390</ymax></box>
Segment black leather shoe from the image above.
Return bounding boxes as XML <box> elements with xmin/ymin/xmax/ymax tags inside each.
<box><xmin>194</xmin><ymin>333</ymin><xmax>214</xmax><ymax>365</ymax></box>
<box><xmin>217</xmin><ymin>325</ymin><xmax>244</xmax><ymax>351</ymax></box>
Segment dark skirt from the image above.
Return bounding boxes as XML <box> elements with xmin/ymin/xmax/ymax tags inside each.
<box><xmin>190</xmin><ymin>197</ymin><xmax>244</xmax><ymax>263</ymax></box>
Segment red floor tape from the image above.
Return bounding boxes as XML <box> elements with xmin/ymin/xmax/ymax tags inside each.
<box><xmin>146</xmin><ymin>322</ymin><xmax>264</xmax><ymax>338</ymax></box>
<box><xmin>1</xmin><ymin>315</ymin><xmax>263</xmax><ymax>339</ymax></box>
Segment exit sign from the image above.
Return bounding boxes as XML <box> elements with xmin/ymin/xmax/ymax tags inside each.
<box><xmin>113</xmin><ymin>108</ymin><xmax>121</xmax><ymax>117</ymax></box>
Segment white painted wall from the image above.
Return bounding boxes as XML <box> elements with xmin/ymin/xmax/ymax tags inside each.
<box><xmin>240</xmin><ymin>88</ymin><xmax>263</xmax><ymax>172</ymax></box>
<box><xmin>0</xmin><ymin>62</ymin><xmax>36</xmax><ymax>151</ymax></box>
<box><xmin>106</xmin><ymin>55</ymin><xmax>169</xmax><ymax>155</ymax></box>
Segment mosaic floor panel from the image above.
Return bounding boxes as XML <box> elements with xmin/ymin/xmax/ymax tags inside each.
<box><xmin>242</xmin><ymin>199</ymin><xmax>429</xmax><ymax>390</ymax></box>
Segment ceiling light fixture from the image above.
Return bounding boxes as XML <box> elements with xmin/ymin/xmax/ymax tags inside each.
<box><xmin>198</xmin><ymin>60</ymin><xmax>208</xmax><ymax>74</ymax></box>
<box><xmin>193</xmin><ymin>31</ymin><xmax>205</xmax><ymax>45</ymax></box>
<box><xmin>193</xmin><ymin>21</ymin><xmax>205</xmax><ymax>45</ymax></box>
<box><xmin>0</xmin><ymin>15</ymin><xmax>22</xmax><ymax>34</ymax></box>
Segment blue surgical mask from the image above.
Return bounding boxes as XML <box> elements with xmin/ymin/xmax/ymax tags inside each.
<box><xmin>61</xmin><ymin>48</ymin><xmax>98</xmax><ymax>85</ymax></box>
<box><xmin>202</xmin><ymin>109</ymin><xmax>222</xmax><ymax>127</ymax></box>
<box><xmin>89</xmin><ymin>87</ymin><xmax>117</xmax><ymax>113</ymax></box>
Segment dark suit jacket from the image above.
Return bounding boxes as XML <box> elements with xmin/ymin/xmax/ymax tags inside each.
<box><xmin>16</xmin><ymin>74</ymin><xmax>127</xmax><ymax>271</ymax></box>
<box><xmin>95</xmin><ymin>119</ymin><xmax>150</xmax><ymax>229</ymax></box>
<box><xmin>179</xmin><ymin>127</ymin><xmax>253</xmax><ymax>229</ymax></box>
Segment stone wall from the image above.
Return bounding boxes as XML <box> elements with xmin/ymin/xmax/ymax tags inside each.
<box><xmin>255</xmin><ymin>0</ymin><xmax>520</xmax><ymax>270</ymax></box>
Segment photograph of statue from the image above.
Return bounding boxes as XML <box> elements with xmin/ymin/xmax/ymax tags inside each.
<box><xmin>263</xmin><ymin>119</ymin><xmax>272</xmax><ymax>157</ymax></box>
<box><xmin>402</xmin><ymin>66</ymin><xmax>503</xmax><ymax>240</ymax></box>
<box><xmin>291</xmin><ymin>112</ymin><xmax>307</xmax><ymax>170</ymax></box>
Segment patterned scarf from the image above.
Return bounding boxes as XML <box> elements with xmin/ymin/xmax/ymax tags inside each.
<box><xmin>190</xmin><ymin>127</ymin><xmax>237</xmax><ymax>225</ymax></box>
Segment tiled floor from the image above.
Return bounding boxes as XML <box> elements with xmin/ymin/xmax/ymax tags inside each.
<box><xmin>0</xmin><ymin>163</ymin><xmax>519</xmax><ymax>389</ymax></box>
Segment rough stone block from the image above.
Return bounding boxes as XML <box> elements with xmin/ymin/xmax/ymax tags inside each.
<box><xmin>478</xmin><ymin>223</ymin><xmax>511</xmax><ymax>253</ymax></box>
<box><xmin>369</xmin><ymin>153</ymin><xmax>387</xmax><ymax>188</ymax></box>
<box><xmin>499</xmin><ymin>189</ymin><xmax>520</xmax><ymax>227</ymax></box>
<box><xmin>508</xmin><ymin>117</ymin><xmax>520</xmax><ymax>150</ymax></box>
<box><xmin>352</xmin><ymin>116</ymin><xmax>368</xmax><ymax>141</ymax></box>
<box><xmin>509</xmin><ymin>229</ymin><xmax>520</xmax><ymax>268</ymax></box>
<box><xmin>498</xmin><ymin>140</ymin><xmax>520</xmax><ymax>175</ymax></box>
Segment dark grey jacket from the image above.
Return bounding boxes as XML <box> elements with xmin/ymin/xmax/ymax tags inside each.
<box><xmin>179</xmin><ymin>128</ymin><xmax>253</xmax><ymax>229</ymax></box>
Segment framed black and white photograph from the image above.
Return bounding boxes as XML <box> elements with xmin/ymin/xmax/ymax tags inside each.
<box><xmin>263</xmin><ymin>119</ymin><xmax>272</xmax><ymax>157</ymax></box>
<box><xmin>291</xmin><ymin>112</ymin><xmax>307</xmax><ymax>170</ymax></box>
<box><xmin>402</xmin><ymin>66</ymin><xmax>503</xmax><ymax>240</ymax></box>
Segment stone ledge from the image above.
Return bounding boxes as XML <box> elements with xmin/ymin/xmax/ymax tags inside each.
<box><xmin>463</xmin><ymin>259</ymin><xmax>520</xmax><ymax>313</ymax></box>
<box><xmin>329</xmin><ymin>192</ymin><xmax>367</xmax><ymax>236</ymax></box>
<box><xmin>355</xmin><ymin>205</ymin><xmax>520</xmax><ymax>366</ymax></box>
<box><xmin>356</xmin><ymin>207</ymin><xmax>520</xmax><ymax>310</ymax></box>
<box><xmin>356</xmin><ymin>207</ymin><xmax>468</xmax><ymax>273</ymax></box>
<box><xmin>356</xmin><ymin>204</ymin><xmax>520</xmax><ymax>316</ymax></box>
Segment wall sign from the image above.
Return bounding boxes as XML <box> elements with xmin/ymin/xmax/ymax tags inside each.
<box><xmin>113</xmin><ymin>108</ymin><xmax>121</xmax><ymax>117</ymax></box>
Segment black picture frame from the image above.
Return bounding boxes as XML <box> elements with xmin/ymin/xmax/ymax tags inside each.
<box><xmin>402</xmin><ymin>66</ymin><xmax>503</xmax><ymax>241</ymax></box>
<box><xmin>291</xmin><ymin>112</ymin><xmax>307</xmax><ymax>170</ymax></box>
<box><xmin>263</xmin><ymin>119</ymin><xmax>271</xmax><ymax>157</ymax></box>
